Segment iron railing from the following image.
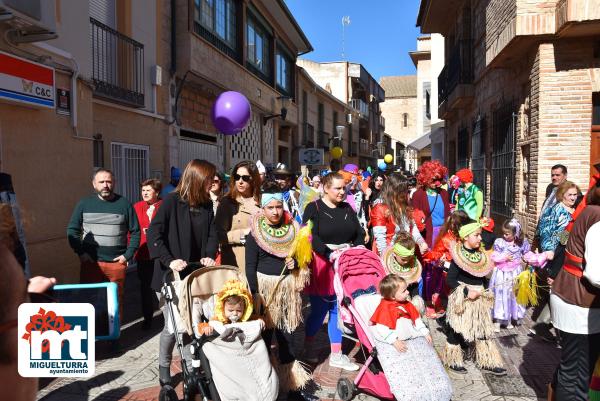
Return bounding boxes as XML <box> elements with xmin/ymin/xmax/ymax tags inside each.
<box><xmin>350</xmin><ymin>99</ymin><xmax>369</xmax><ymax>119</ymax></box>
<box><xmin>317</xmin><ymin>131</ymin><xmax>329</xmax><ymax>149</ymax></box>
<box><xmin>379</xmin><ymin>115</ymin><xmax>385</xmax><ymax>129</ymax></box>
<box><xmin>438</xmin><ymin>39</ymin><xmax>473</xmax><ymax>105</ymax></box>
<box><xmin>491</xmin><ymin>105</ymin><xmax>516</xmax><ymax>218</ymax></box>
<box><xmin>90</xmin><ymin>17</ymin><xmax>144</xmax><ymax>107</ymax></box>
<box><xmin>456</xmin><ymin>127</ymin><xmax>469</xmax><ymax>170</ymax></box>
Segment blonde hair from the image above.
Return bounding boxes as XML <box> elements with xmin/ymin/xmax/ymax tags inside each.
<box><xmin>556</xmin><ymin>180</ymin><xmax>579</xmax><ymax>203</ymax></box>
<box><xmin>379</xmin><ymin>274</ymin><xmax>407</xmax><ymax>300</ymax></box>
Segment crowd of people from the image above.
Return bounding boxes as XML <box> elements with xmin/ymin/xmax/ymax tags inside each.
<box><xmin>1</xmin><ymin>156</ymin><xmax>599</xmax><ymax>401</ymax></box>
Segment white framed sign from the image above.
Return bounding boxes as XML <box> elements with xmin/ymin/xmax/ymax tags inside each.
<box><xmin>299</xmin><ymin>148</ymin><xmax>324</xmax><ymax>166</ymax></box>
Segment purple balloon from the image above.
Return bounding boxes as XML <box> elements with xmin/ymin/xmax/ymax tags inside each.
<box><xmin>343</xmin><ymin>163</ymin><xmax>359</xmax><ymax>174</ymax></box>
<box><xmin>211</xmin><ymin>91</ymin><xmax>252</xmax><ymax>135</ymax></box>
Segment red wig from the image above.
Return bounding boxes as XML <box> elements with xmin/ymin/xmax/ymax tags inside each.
<box><xmin>456</xmin><ymin>168</ymin><xmax>474</xmax><ymax>184</ymax></box>
<box><xmin>416</xmin><ymin>160</ymin><xmax>449</xmax><ymax>187</ymax></box>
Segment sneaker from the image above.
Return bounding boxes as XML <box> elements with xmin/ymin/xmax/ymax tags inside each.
<box><xmin>506</xmin><ymin>323</ymin><xmax>514</xmax><ymax>329</ymax></box>
<box><xmin>482</xmin><ymin>366</ymin><xmax>507</xmax><ymax>376</ymax></box>
<box><xmin>448</xmin><ymin>365</ymin><xmax>467</xmax><ymax>374</ymax></box>
<box><xmin>329</xmin><ymin>353</ymin><xmax>359</xmax><ymax>371</ymax></box>
<box><xmin>494</xmin><ymin>322</ymin><xmax>501</xmax><ymax>333</ymax></box>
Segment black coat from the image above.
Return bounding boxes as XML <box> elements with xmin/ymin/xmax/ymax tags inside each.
<box><xmin>147</xmin><ymin>192</ymin><xmax>218</xmax><ymax>290</ymax></box>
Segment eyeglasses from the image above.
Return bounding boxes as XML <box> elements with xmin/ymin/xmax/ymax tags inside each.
<box><xmin>233</xmin><ymin>174</ymin><xmax>252</xmax><ymax>182</ymax></box>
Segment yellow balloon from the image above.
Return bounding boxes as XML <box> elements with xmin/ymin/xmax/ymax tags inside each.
<box><xmin>330</xmin><ymin>146</ymin><xmax>343</xmax><ymax>159</ymax></box>
<box><xmin>384</xmin><ymin>154</ymin><xmax>393</xmax><ymax>164</ymax></box>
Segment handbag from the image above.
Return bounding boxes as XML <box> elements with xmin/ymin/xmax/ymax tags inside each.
<box><xmin>163</xmin><ymin>270</ymin><xmax>187</xmax><ymax>334</ymax></box>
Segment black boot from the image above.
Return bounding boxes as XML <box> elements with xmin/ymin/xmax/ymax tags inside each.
<box><xmin>159</xmin><ymin>365</ymin><xmax>172</xmax><ymax>386</ymax></box>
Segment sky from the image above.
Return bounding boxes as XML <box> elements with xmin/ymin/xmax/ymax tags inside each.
<box><xmin>286</xmin><ymin>0</ymin><xmax>422</xmax><ymax>81</ymax></box>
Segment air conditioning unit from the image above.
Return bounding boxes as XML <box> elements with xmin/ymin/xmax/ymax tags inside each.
<box><xmin>0</xmin><ymin>0</ymin><xmax>57</xmax><ymax>42</ymax></box>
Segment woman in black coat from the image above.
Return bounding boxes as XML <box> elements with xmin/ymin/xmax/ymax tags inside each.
<box><xmin>147</xmin><ymin>159</ymin><xmax>218</xmax><ymax>390</ymax></box>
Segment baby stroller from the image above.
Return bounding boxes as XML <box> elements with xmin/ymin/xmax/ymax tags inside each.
<box><xmin>331</xmin><ymin>247</ymin><xmax>394</xmax><ymax>400</ymax></box>
<box><xmin>332</xmin><ymin>247</ymin><xmax>452</xmax><ymax>401</ymax></box>
<box><xmin>161</xmin><ymin>264</ymin><xmax>278</xmax><ymax>401</ymax></box>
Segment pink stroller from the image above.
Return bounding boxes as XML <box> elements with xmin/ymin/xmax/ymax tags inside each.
<box><xmin>332</xmin><ymin>246</ymin><xmax>394</xmax><ymax>400</ymax></box>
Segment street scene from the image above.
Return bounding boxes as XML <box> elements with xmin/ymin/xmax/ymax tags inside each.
<box><xmin>0</xmin><ymin>0</ymin><xmax>599</xmax><ymax>401</ymax></box>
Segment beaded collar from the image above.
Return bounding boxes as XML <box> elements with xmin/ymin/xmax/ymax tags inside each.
<box><xmin>250</xmin><ymin>211</ymin><xmax>299</xmax><ymax>258</ymax></box>
<box><xmin>449</xmin><ymin>241</ymin><xmax>492</xmax><ymax>277</ymax></box>
<box><xmin>382</xmin><ymin>247</ymin><xmax>423</xmax><ymax>284</ymax></box>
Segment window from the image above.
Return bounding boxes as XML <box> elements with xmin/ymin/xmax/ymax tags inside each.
<box><xmin>246</xmin><ymin>13</ymin><xmax>271</xmax><ymax>80</ymax></box>
<box><xmin>318</xmin><ymin>103</ymin><xmax>324</xmax><ymax>131</ymax></box>
<box><xmin>194</xmin><ymin>0</ymin><xmax>236</xmax><ymax>52</ymax></box>
<box><xmin>403</xmin><ymin>113</ymin><xmax>408</xmax><ymax>128</ymax></box>
<box><xmin>276</xmin><ymin>47</ymin><xmax>292</xmax><ymax>94</ymax></box>
<box><xmin>111</xmin><ymin>142</ymin><xmax>149</xmax><ymax>203</ymax></box>
<box><xmin>426</xmin><ymin>90</ymin><xmax>431</xmax><ymax>119</ymax></box>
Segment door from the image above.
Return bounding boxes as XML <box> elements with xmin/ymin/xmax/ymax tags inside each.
<box><xmin>592</xmin><ymin>126</ymin><xmax>600</xmax><ymax>179</ymax></box>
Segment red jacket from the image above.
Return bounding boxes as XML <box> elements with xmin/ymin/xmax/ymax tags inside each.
<box><xmin>411</xmin><ymin>188</ymin><xmax>450</xmax><ymax>247</ymax></box>
<box><xmin>423</xmin><ymin>231</ymin><xmax>455</xmax><ymax>264</ymax></box>
<box><xmin>370</xmin><ymin>203</ymin><xmax>396</xmax><ymax>254</ymax></box>
<box><xmin>133</xmin><ymin>199</ymin><xmax>162</xmax><ymax>261</ymax></box>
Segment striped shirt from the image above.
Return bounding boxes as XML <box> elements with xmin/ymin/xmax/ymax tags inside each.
<box><xmin>67</xmin><ymin>194</ymin><xmax>140</xmax><ymax>262</ymax></box>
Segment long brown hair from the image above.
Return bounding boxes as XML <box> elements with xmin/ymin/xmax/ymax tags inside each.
<box><xmin>175</xmin><ymin>159</ymin><xmax>216</xmax><ymax>206</ymax></box>
<box><xmin>433</xmin><ymin>210</ymin><xmax>470</xmax><ymax>249</ymax></box>
<box><xmin>380</xmin><ymin>172</ymin><xmax>412</xmax><ymax>225</ymax></box>
<box><xmin>227</xmin><ymin>160</ymin><xmax>261</xmax><ymax>203</ymax></box>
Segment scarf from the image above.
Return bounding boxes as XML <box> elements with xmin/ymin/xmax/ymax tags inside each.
<box><xmin>370</xmin><ymin>298</ymin><xmax>420</xmax><ymax>329</ymax></box>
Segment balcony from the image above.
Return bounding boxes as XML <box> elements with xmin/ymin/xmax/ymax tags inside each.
<box><xmin>359</xmin><ymin>138</ymin><xmax>370</xmax><ymax>156</ymax></box>
<box><xmin>90</xmin><ymin>17</ymin><xmax>145</xmax><ymax>108</ymax></box>
<box><xmin>317</xmin><ymin>130</ymin><xmax>329</xmax><ymax>150</ymax></box>
<box><xmin>556</xmin><ymin>0</ymin><xmax>600</xmax><ymax>36</ymax></box>
<box><xmin>350</xmin><ymin>99</ymin><xmax>369</xmax><ymax>120</ymax></box>
<box><xmin>438</xmin><ymin>40</ymin><xmax>474</xmax><ymax>119</ymax></box>
<box><xmin>302</xmin><ymin>123</ymin><xmax>315</xmax><ymax>147</ymax></box>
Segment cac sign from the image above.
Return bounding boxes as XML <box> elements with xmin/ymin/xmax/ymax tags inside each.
<box><xmin>0</xmin><ymin>51</ymin><xmax>55</xmax><ymax>109</ymax></box>
<box><xmin>299</xmin><ymin>148</ymin><xmax>324</xmax><ymax>166</ymax></box>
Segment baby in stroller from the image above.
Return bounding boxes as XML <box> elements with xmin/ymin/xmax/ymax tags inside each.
<box><xmin>171</xmin><ymin>267</ymin><xmax>278</xmax><ymax>401</ymax></box>
<box><xmin>369</xmin><ymin>274</ymin><xmax>452</xmax><ymax>401</ymax></box>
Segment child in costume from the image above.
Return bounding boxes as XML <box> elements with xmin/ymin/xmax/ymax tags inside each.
<box><xmin>245</xmin><ymin>182</ymin><xmax>312</xmax><ymax>397</ymax></box>
<box><xmin>380</xmin><ymin>232</ymin><xmax>425</xmax><ymax>315</ymax></box>
<box><xmin>370</xmin><ymin>274</ymin><xmax>453</xmax><ymax>401</ymax></box>
<box><xmin>442</xmin><ymin>220</ymin><xmax>507</xmax><ymax>376</ymax></box>
<box><xmin>455</xmin><ymin>169</ymin><xmax>484</xmax><ymax>220</ymax></box>
<box><xmin>197</xmin><ymin>279</ymin><xmax>257</xmax><ymax>335</ymax></box>
<box><xmin>489</xmin><ymin>218</ymin><xmax>531</xmax><ymax>331</ymax></box>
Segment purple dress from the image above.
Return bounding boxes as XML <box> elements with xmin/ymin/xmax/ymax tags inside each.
<box><xmin>489</xmin><ymin>238</ymin><xmax>531</xmax><ymax>322</ymax></box>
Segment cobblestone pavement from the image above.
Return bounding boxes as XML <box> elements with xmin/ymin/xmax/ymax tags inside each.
<box><xmin>37</xmin><ymin>272</ymin><xmax>560</xmax><ymax>401</ymax></box>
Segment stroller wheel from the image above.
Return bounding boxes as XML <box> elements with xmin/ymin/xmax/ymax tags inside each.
<box><xmin>159</xmin><ymin>385</ymin><xmax>178</xmax><ymax>401</ymax></box>
<box><xmin>336</xmin><ymin>378</ymin><xmax>355</xmax><ymax>401</ymax></box>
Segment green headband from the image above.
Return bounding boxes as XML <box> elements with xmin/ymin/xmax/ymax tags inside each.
<box><xmin>459</xmin><ymin>222</ymin><xmax>482</xmax><ymax>239</ymax></box>
<box><xmin>393</xmin><ymin>243</ymin><xmax>415</xmax><ymax>257</ymax></box>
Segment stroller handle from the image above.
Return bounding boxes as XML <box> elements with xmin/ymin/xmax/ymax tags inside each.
<box><xmin>162</xmin><ymin>262</ymin><xmax>204</xmax><ymax>284</ymax></box>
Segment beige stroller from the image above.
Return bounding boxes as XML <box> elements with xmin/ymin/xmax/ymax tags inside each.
<box><xmin>162</xmin><ymin>264</ymin><xmax>278</xmax><ymax>401</ymax></box>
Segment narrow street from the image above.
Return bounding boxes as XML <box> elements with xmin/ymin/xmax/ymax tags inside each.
<box><xmin>36</xmin><ymin>271</ymin><xmax>560</xmax><ymax>401</ymax></box>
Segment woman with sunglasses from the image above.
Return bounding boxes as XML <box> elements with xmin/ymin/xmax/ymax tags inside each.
<box><xmin>215</xmin><ymin>161</ymin><xmax>261</xmax><ymax>274</ymax></box>
<box><xmin>411</xmin><ymin>161</ymin><xmax>451</xmax><ymax>318</ymax></box>
<box><xmin>209</xmin><ymin>172</ymin><xmax>226</xmax><ymax>214</ymax></box>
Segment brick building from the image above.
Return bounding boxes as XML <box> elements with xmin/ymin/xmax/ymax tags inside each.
<box><xmin>418</xmin><ymin>0</ymin><xmax>600</xmax><ymax>236</ymax></box>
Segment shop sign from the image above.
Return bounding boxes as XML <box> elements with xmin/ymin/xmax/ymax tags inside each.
<box><xmin>0</xmin><ymin>51</ymin><xmax>55</xmax><ymax>109</ymax></box>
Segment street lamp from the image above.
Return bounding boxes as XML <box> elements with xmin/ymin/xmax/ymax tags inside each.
<box><xmin>263</xmin><ymin>96</ymin><xmax>291</xmax><ymax>125</ymax></box>
<box><xmin>376</xmin><ymin>141</ymin><xmax>386</xmax><ymax>158</ymax></box>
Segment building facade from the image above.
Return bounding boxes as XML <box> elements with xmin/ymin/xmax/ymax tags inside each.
<box><xmin>294</xmin><ymin>67</ymin><xmax>359</xmax><ymax>174</ymax></box>
<box><xmin>0</xmin><ymin>0</ymin><xmax>170</xmax><ymax>281</ymax></box>
<box><xmin>418</xmin><ymin>0</ymin><xmax>600</xmax><ymax>236</ymax></box>
<box><xmin>379</xmin><ymin>75</ymin><xmax>419</xmax><ymax>171</ymax></box>
<box><xmin>296</xmin><ymin>59</ymin><xmax>386</xmax><ymax>169</ymax></box>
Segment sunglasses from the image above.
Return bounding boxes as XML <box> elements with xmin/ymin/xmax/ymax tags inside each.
<box><xmin>233</xmin><ymin>174</ymin><xmax>252</xmax><ymax>182</ymax></box>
